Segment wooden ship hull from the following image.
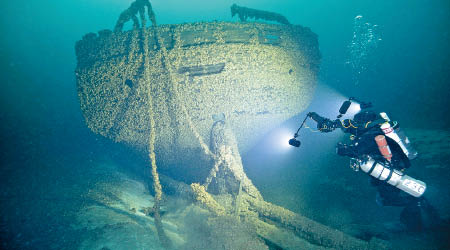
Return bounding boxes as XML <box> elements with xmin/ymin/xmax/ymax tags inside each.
<box><xmin>75</xmin><ymin>21</ymin><xmax>320</xmax><ymax>179</ymax></box>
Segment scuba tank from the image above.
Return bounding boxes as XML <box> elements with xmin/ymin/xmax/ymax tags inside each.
<box><xmin>375</xmin><ymin>135</ymin><xmax>392</xmax><ymax>162</ymax></box>
<box><xmin>357</xmin><ymin>155</ymin><xmax>426</xmax><ymax>197</ymax></box>
<box><xmin>379</xmin><ymin>112</ymin><xmax>418</xmax><ymax>160</ymax></box>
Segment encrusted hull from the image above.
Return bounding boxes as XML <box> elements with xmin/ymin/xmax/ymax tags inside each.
<box><xmin>75</xmin><ymin>22</ymin><xmax>320</xmax><ymax>175</ymax></box>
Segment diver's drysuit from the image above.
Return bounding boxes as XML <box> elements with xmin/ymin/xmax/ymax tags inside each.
<box><xmin>306</xmin><ymin>103</ymin><xmax>438</xmax><ymax>231</ymax></box>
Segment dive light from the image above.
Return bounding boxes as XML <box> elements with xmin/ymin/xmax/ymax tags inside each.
<box><xmin>337</xmin><ymin>97</ymin><xmax>372</xmax><ymax>118</ymax></box>
<box><xmin>289</xmin><ymin>115</ymin><xmax>310</xmax><ymax>148</ymax></box>
<box><xmin>289</xmin><ymin>137</ymin><xmax>301</xmax><ymax>147</ymax></box>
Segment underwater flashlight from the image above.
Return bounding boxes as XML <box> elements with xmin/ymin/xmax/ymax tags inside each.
<box><xmin>289</xmin><ymin>138</ymin><xmax>301</xmax><ymax>147</ymax></box>
<box><xmin>349</xmin><ymin>97</ymin><xmax>372</xmax><ymax>109</ymax></box>
<box><xmin>337</xmin><ymin>97</ymin><xmax>371</xmax><ymax>118</ymax></box>
<box><xmin>289</xmin><ymin>114</ymin><xmax>310</xmax><ymax>148</ymax></box>
<box><xmin>338</xmin><ymin>100</ymin><xmax>352</xmax><ymax>115</ymax></box>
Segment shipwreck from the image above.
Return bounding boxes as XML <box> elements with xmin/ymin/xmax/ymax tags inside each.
<box><xmin>74</xmin><ymin>1</ymin><xmax>389</xmax><ymax>249</ymax></box>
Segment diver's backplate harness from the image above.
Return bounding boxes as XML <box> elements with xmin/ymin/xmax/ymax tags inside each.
<box><xmin>289</xmin><ymin>98</ymin><xmax>426</xmax><ymax>197</ymax></box>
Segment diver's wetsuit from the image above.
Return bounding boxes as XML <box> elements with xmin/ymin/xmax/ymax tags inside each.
<box><xmin>308</xmin><ymin>110</ymin><xmax>437</xmax><ymax>231</ymax></box>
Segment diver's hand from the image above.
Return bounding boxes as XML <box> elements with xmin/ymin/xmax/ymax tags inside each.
<box><xmin>307</xmin><ymin>112</ymin><xmax>338</xmax><ymax>132</ymax></box>
<box><xmin>318</xmin><ymin>118</ymin><xmax>337</xmax><ymax>133</ymax></box>
<box><xmin>318</xmin><ymin>119</ymin><xmax>331</xmax><ymax>132</ymax></box>
<box><xmin>307</xmin><ymin>112</ymin><xmax>324</xmax><ymax>123</ymax></box>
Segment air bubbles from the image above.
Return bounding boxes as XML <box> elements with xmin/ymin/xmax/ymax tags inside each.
<box><xmin>347</xmin><ymin>15</ymin><xmax>382</xmax><ymax>85</ymax></box>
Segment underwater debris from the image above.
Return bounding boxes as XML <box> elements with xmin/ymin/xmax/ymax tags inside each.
<box><xmin>205</xmin><ymin>121</ymin><xmax>262</xmax><ymax>199</ymax></box>
<box><xmin>191</xmin><ymin>183</ymin><xmax>227</xmax><ymax>216</ymax></box>
<box><xmin>114</xmin><ymin>0</ymin><xmax>156</xmax><ymax>32</ymax></box>
<box><xmin>188</xmin><ymin>120</ymin><xmax>390</xmax><ymax>249</ymax></box>
<box><xmin>142</xmin><ymin>14</ymin><xmax>172</xmax><ymax>250</ymax></box>
<box><xmin>231</xmin><ymin>4</ymin><xmax>290</xmax><ymax>25</ymax></box>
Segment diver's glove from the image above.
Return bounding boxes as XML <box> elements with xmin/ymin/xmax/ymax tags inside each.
<box><xmin>317</xmin><ymin>119</ymin><xmax>337</xmax><ymax>132</ymax></box>
<box><xmin>307</xmin><ymin>112</ymin><xmax>337</xmax><ymax>132</ymax></box>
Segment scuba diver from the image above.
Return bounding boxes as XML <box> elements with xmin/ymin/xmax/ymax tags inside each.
<box><xmin>289</xmin><ymin>97</ymin><xmax>439</xmax><ymax>231</ymax></box>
